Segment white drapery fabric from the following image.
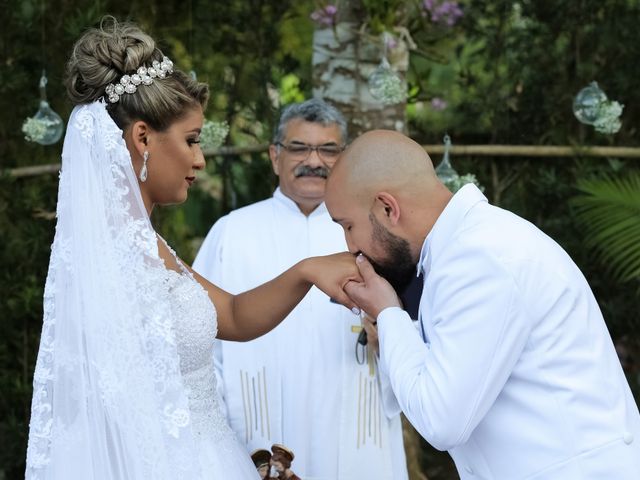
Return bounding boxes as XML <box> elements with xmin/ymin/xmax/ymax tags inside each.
<box><xmin>26</xmin><ymin>101</ymin><xmax>202</xmax><ymax>480</ymax></box>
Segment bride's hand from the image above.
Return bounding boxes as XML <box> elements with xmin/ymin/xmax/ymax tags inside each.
<box><xmin>301</xmin><ymin>252</ymin><xmax>362</xmax><ymax>313</ymax></box>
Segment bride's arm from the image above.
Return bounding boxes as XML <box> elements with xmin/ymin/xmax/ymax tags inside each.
<box><xmin>187</xmin><ymin>252</ymin><xmax>361</xmax><ymax>341</ymax></box>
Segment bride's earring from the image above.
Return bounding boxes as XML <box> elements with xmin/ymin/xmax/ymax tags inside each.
<box><xmin>139</xmin><ymin>151</ymin><xmax>149</xmax><ymax>182</ymax></box>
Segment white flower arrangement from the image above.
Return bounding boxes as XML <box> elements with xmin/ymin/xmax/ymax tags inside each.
<box><xmin>368</xmin><ymin>59</ymin><xmax>407</xmax><ymax>105</ymax></box>
<box><xmin>22</xmin><ymin>116</ymin><xmax>57</xmax><ymax>143</ymax></box>
<box><xmin>443</xmin><ymin>173</ymin><xmax>484</xmax><ymax>193</ymax></box>
<box><xmin>200</xmin><ymin>120</ymin><xmax>229</xmax><ymax>151</ymax></box>
<box><xmin>593</xmin><ymin>100</ymin><xmax>623</xmax><ymax>135</ymax></box>
<box><xmin>573</xmin><ymin>82</ymin><xmax>624</xmax><ymax>135</ymax></box>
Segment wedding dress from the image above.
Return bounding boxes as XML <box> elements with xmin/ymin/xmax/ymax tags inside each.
<box><xmin>165</xmin><ymin>259</ymin><xmax>259</xmax><ymax>478</ymax></box>
<box><xmin>25</xmin><ymin>101</ymin><xmax>258</xmax><ymax>479</ymax></box>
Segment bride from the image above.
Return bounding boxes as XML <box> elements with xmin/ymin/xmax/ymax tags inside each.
<box><xmin>25</xmin><ymin>19</ymin><xmax>359</xmax><ymax>479</ymax></box>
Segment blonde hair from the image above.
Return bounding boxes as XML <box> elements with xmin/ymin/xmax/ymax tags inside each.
<box><xmin>66</xmin><ymin>17</ymin><xmax>209</xmax><ymax>131</ymax></box>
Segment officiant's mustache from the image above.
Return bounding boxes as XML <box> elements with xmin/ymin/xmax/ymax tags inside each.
<box><xmin>294</xmin><ymin>165</ymin><xmax>329</xmax><ymax>178</ymax></box>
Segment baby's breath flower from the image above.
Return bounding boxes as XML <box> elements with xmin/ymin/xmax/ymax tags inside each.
<box><xmin>22</xmin><ymin>117</ymin><xmax>56</xmax><ymax>143</ymax></box>
<box><xmin>200</xmin><ymin>120</ymin><xmax>229</xmax><ymax>151</ymax></box>
<box><xmin>443</xmin><ymin>173</ymin><xmax>484</xmax><ymax>193</ymax></box>
<box><xmin>593</xmin><ymin>101</ymin><xmax>623</xmax><ymax>135</ymax></box>
<box><xmin>368</xmin><ymin>59</ymin><xmax>406</xmax><ymax>105</ymax></box>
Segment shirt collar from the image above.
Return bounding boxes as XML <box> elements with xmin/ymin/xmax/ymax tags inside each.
<box><xmin>417</xmin><ymin>183</ymin><xmax>488</xmax><ymax>276</ymax></box>
<box><xmin>273</xmin><ymin>187</ymin><xmax>328</xmax><ymax>217</ymax></box>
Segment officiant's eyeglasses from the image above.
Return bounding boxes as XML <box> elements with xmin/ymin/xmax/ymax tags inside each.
<box><xmin>275</xmin><ymin>142</ymin><xmax>345</xmax><ymax>161</ymax></box>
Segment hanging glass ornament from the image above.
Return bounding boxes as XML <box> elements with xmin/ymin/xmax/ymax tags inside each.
<box><xmin>22</xmin><ymin>71</ymin><xmax>64</xmax><ymax>145</ymax></box>
<box><xmin>573</xmin><ymin>82</ymin><xmax>607</xmax><ymax>125</ymax></box>
<box><xmin>368</xmin><ymin>57</ymin><xmax>406</xmax><ymax>105</ymax></box>
<box><xmin>436</xmin><ymin>134</ymin><xmax>483</xmax><ymax>193</ymax></box>
<box><xmin>435</xmin><ymin>134</ymin><xmax>458</xmax><ymax>184</ymax></box>
<box><xmin>573</xmin><ymin>81</ymin><xmax>623</xmax><ymax>134</ymax></box>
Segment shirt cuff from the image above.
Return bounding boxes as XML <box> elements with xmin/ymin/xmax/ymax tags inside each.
<box><xmin>377</xmin><ymin>365</ymin><xmax>403</xmax><ymax>418</ymax></box>
<box><xmin>379</xmin><ymin>308</ymin><xmax>424</xmax><ymax>353</ymax></box>
<box><xmin>375</xmin><ymin>307</ymin><xmax>417</xmax><ymax>418</ymax></box>
<box><xmin>377</xmin><ymin>306</ymin><xmax>425</xmax><ymax>370</ymax></box>
<box><xmin>377</xmin><ymin>306</ymin><xmax>413</xmax><ymax>329</ymax></box>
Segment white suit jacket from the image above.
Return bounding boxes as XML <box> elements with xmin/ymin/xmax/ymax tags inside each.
<box><xmin>377</xmin><ymin>184</ymin><xmax>640</xmax><ymax>479</ymax></box>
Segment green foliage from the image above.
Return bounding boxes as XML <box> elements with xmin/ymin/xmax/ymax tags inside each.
<box><xmin>408</xmin><ymin>0</ymin><xmax>640</xmax><ymax>145</ymax></box>
<box><xmin>572</xmin><ymin>172</ymin><xmax>640</xmax><ymax>282</ymax></box>
<box><xmin>360</xmin><ymin>0</ymin><xmax>411</xmax><ymax>34</ymax></box>
<box><xmin>0</xmin><ymin>174</ymin><xmax>57</xmax><ymax>477</ymax></box>
<box><xmin>2</xmin><ymin>1</ymin><xmax>640</xmax><ymax>478</ymax></box>
<box><xmin>279</xmin><ymin>74</ymin><xmax>306</xmax><ymax>105</ymax></box>
<box><xmin>406</xmin><ymin>0</ymin><xmax>640</xmax><ymax>343</ymax></box>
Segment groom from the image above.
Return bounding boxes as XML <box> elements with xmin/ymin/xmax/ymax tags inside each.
<box><xmin>325</xmin><ymin>129</ymin><xmax>640</xmax><ymax>479</ymax></box>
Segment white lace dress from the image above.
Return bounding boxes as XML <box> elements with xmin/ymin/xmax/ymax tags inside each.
<box><xmin>167</xmin><ymin>266</ymin><xmax>259</xmax><ymax>479</ymax></box>
<box><xmin>26</xmin><ymin>102</ymin><xmax>262</xmax><ymax>479</ymax></box>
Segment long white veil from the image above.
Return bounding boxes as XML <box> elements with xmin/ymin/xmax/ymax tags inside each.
<box><xmin>26</xmin><ymin>101</ymin><xmax>202</xmax><ymax>479</ymax></box>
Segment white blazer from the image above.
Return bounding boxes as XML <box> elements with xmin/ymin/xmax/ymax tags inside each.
<box><xmin>377</xmin><ymin>184</ymin><xmax>640</xmax><ymax>479</ymax></box>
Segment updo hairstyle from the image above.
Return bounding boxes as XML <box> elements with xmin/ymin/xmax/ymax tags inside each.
<box><xmin>65</xmin><ymin>17</ymin><xmax>209</xmax><ymax>132</ymax></box>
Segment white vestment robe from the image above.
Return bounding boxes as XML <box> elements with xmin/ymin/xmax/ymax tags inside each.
<box><xmin>193</xmin><ymin>188</ymin><xmax>408</xmax><ymax>480</ymax></box>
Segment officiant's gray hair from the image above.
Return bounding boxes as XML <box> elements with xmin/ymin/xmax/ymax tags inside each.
<box><xmin>273</xmin><ymin>98</ymin><xmax>347</xmax><ymax>145</ymax></box>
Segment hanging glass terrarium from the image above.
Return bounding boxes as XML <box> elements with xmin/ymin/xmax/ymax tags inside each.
<box><xmin>435</xmin><ymin>134</ymin><xmax>458</xmax><ymax>184</ymax></box>
<box><xmin>573</xmin><ymin>82</ymin><xmax>608</xmax><ymax>125</ymax></box>
<box><xmin>368</xmin><ymin>57</ymin><xmax>406</xmax><ymax>105</ymax></box>
<box><xmin>435</xmin><ymin>134</ymin><xmax>483</xmax><ymax>193</ymax></box>
<box><xmin>573</xmin><ymin>81</ymin><xmax>623</xmax><ymax>134</ymax></box>
<box><xmin>22</xmin><ymin>71</ymin><xmax>64</xmax><ymax>145</ymax></box>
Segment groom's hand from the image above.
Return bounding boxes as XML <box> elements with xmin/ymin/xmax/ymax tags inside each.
<box><xmin>344</xmin><ymin>255</ymin><xmax>401</xmax><ymax>319</ymax></box>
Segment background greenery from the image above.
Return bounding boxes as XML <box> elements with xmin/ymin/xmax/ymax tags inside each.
<box><xmin>1</xmin><ymin>1</ymin><xmax>638</xmax><ymax>478</ymax></box>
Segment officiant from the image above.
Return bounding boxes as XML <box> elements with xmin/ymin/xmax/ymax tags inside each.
<box><xmin>193</xmin><ymin>99</ymin><xmax>408</xmax><ymax>479</ymax></box>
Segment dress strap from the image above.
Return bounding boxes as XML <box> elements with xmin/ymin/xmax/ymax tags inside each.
<box><xmin>157</xmin><ymin>234</ymin><xmax>191</xmax><ymax>276</ymax></box>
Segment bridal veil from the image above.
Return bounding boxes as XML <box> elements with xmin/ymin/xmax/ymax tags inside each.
<box><xmin>26</xmin><ymin>101</ymin><xmax>202</xmax><ymax>479</ymax></box>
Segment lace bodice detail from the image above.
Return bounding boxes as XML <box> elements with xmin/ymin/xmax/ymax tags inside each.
<box><xmin>165</xmin><ymin>269</ymin><xmax>233</xmax><ymax>441</ymax></box>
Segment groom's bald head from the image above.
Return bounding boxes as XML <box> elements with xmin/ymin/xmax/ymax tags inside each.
<box><xmin>325</xmin><ymin>130</ymin><xmax>452</xmax><ymax>284</ymax></box>
<box><xmin>327</xmin><ymin>129</ymin><xmax>439</xmax><ymax>204</ymax></box>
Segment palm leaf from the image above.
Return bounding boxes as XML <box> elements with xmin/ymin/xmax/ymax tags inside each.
<box><xmin>571</xmin><ymin>173</ymin><xmax>640</xmax><ymax>282</ymax></box>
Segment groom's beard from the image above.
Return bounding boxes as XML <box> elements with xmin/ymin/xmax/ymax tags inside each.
<box><xmin>366</xmin><ymin>213</ymin><xmax>416</xmax><ymax>294</ymax></box>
